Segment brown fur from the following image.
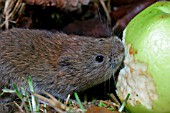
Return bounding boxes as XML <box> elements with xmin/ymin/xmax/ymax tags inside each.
<box><xmin>0</xmin><ymin>28</ymin><xmax>124</xmax><ymax>101</ymax></box>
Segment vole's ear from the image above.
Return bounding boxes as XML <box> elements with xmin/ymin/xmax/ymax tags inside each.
<box><xmin>110</xmin><ymin>36</ymin><xmax>122</xmax><ymax>47</ymax></box>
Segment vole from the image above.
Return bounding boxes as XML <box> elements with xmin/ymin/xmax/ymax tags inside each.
<box><xmin>0</xmin><ymin>28</ymin><xmax>124</xmax><ymax>101</ymax></box>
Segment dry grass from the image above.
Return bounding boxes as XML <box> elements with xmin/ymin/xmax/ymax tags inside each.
<box><xmin>0</xmin><ymin>0</ymin><xmax>25</xmax><ymax>29</ymax></box>
<box><xmin>1</xmin><ymin>76</ymin><xmax>128</xmax><ymax>113</ymax></box>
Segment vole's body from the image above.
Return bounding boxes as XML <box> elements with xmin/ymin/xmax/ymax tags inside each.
<box><xmin>0</xmin><ymin>28</ymin><xmax>124</xmax><ymax>100</ymax></box>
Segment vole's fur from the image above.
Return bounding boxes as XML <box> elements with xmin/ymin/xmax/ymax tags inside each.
<box><xmin>0</xmin><ymin>28</ymin><xmax>124</xmax><ymax>101</ymax></box>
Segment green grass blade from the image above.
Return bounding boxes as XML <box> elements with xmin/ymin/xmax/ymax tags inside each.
<box><xmin>13</xmin><ymin>84</ymin><xmax>30</xmax><ymax>113</ymax></box>
<box><xmin>118</xmin><ymin>93</ymin><xmax>130</xmax><ymax>112</ymax></box>
<box><xmin>28</xmin><ymin>76</ymin><xmax>40</xmax><ymax>113</ymax></box>
<box><xmin>13</xmin><ymin>84</ymin><xmax>23</xmax><ymax>100</ymax></box>
<box><xmin>74</xmin><ymin>92</ymin><xmax>85</xmax><ymax>112</ymax></box>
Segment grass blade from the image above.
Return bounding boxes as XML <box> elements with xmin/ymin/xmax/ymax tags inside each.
<box><xmin>74</xmin><ymin>92</ymin><xmax>85</xmax><ymax>112</ymax></box>
<box><xmin>118</xmin><ymin>93</ymin><xmax>130</xmax><ymax>112</ymax></box>
<box><xmin>28</xmin><ymin>76</ymin><xmax>40</xmax><ymax>113</ymax></box>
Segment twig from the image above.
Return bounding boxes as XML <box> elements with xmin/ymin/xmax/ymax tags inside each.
<box><xmin>99</xmin><ymin>0</ymin><xmax>111</xmax><ymax>24</ymax></box>
<box><xmin>14</xmin><ymin>101</ymin><xmax>25</xmax><ymax>113</ymax></box>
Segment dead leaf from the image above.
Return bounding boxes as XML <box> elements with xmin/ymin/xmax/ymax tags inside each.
<box><xmin>86</xmin><ymin>106</ymin><xmax>119</xmax><ymax>113</ymax></box>
<box><xmin>62</xmin><ymin>17</ymin><xmax>112</xmax><ymax>38</ymax></box>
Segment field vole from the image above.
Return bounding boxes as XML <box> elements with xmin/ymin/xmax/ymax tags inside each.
<box><xmin>0</xmin><ymin>28</ymin><xmax>124</xmax><ymax>101</ymax></box>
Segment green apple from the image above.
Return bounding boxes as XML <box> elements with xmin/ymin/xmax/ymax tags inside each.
<box><xmin>116</xmin><ymin>1</ymin><xmax>170</xmax><ymax>113</ymax></box>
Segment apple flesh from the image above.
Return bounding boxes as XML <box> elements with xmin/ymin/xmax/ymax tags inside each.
<box><xmin>116</xmin><ymin>1</ymin><xmax>170</xmax><ymax>113</ymax></box>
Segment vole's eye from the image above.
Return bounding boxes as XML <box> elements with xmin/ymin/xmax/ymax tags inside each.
<box><xmin>95</xmin><ymin>55</ymin><xmax>104</xmax><ymax>63</ymax></box>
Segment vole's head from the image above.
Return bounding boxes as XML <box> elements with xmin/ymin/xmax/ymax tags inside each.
<box><xmin>57</xmin><ymin>36</ymin><xmax>124</xmax><ymax>92</ymax></box>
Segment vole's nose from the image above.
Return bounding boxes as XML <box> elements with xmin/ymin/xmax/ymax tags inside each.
<box><xmin>110</xmin><ymin>36</ymin><xmax>124</xmax><ymax>64</ymax></box>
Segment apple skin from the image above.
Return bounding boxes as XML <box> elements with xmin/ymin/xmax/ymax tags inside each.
<box><xmin>116</xmin><ymin>1</ymin><xmax>170</xmax><ymax>113</ymax></box>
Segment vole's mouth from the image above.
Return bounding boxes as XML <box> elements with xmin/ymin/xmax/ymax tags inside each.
<box><xmin>107</xmin><ymin>51</ymin><xmax>125</xmax><ymax>80</ymax></box>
